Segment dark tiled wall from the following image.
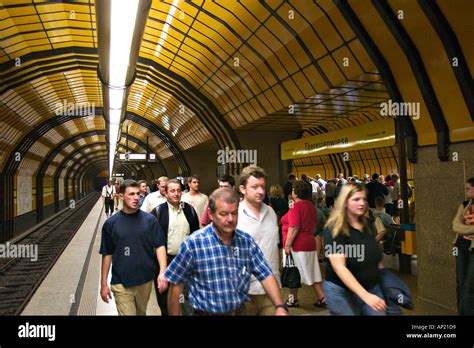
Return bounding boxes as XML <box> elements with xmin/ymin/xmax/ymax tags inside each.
<box><xmin>12</xmin><ymin>199</ymin><xmax>68</xmax><ymax>239</ymax></box>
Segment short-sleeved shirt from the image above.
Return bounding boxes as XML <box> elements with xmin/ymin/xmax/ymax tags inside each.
<box><xmin>102</xmin><ymin>185</ymin><xmax>115</xmax><ymax>199</ymax></box>
<box><xmin>164</xmin><ymin>224</ymin><xmax>273</xmax><ymax>313</ymax></box>
<box><xmin>236</xmin><ymin>201</ymin><xmax>280</xmax><ymax>295</ymax></box>
<box><xmin>99</xmin><ymin>210</ymin><xmax>166</xmax><ymax>287</ymax></box>
<box><xmin>140</xmin><ymin>191</ymin><xmax>166</xmax><ymax>213</ymax></box>
<box><xmin>317</xmin><ymin>178</ymin><xmax>327</xmax><ymax>190</ymax></box>
<box><xmin>199</xmin><ymin>201</ymin><xmax>212</xmax><ymax>226</ymax></box>
<box><xmin>281</xmin><ymin>199</ymin><xmax>316</xmax><ymax>251</ymax></box>
<box><xmin>182</xmin><ymin>192</ymin><xmax>208</xmax><ymax>226</ymax></box>
<box><xmin>323</xmin><ymin>224</ymin><xmax>382</xmax><ymax>289</ymax></box>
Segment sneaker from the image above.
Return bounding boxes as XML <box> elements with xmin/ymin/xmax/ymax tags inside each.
<box><xmin>286</xmin><ymin>298</ymin><xmax>299</xmax><ymax>307</ymax></box>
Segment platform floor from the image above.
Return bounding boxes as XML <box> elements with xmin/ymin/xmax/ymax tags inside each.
<box><xmin>79</xmin><ymin>206</ymin><xmax>161</xmax><ymax>316</ymax></box>
<box><xmin>22</xmin><ymin>198</ymin><xmax>104</xmax><ymax>315</ymax></box>
<box><xmin>20</xmin><ymin>200</ymin><xmax>455</xmax><ymax>316</ymax></box>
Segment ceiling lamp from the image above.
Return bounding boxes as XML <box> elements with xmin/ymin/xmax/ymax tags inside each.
<box><xmin>96</xmin><ymin>0</ymin><xmax>152</xmax><ymax>178</ymax></box>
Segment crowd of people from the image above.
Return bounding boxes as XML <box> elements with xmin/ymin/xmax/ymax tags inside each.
<box><xmin>98</xmin><ymin>168</ymin><xmax>473</xmax><ymax>316</ymax></box>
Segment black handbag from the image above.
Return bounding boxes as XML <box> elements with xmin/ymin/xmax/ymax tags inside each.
<box><xmin>281</xmin><ymin>253</ymin><xmax>301</xmax><ymax>288</ymax></box>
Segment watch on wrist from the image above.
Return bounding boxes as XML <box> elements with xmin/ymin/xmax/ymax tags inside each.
<box><xmin>275</xmin><ymin>303</ymin><xmax>289</xmax><ymax>312</ymax></box>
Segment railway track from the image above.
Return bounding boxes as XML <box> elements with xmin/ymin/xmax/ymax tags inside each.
<box><xmin>0</xmin><ymin>193</ymin><xmax>100</xmax><ymax>315</ymax></box>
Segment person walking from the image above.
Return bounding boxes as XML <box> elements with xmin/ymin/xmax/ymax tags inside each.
<box><xmin>99</xmin><ymin>179</ymin><xmax>168</xmax><ymax>315</ymax></box>
<box><xmin>323</xmin><ymin>183</ymin><xmax>387</xmax><ymax>315</ymax></box>
<box><xmin>164</xmin><ymin>188</ymin><xmax>288</xmax><ymax>316</ymax></box>
<box><xmin>182</xmin><ymin>174</ymin><xmax>208</xmax><ymax>227</ymax></box>
<box><xmin>140</xmin><ymin>176</ymin><xmax>168</xmax><ymax>213</ymax></box>
<box><xmin>137</xmin><ymin>180</ymin><xmax>149</xmax><ymax>209</ymax></box>
<box><xmin>101</xmin><ymin>179</ymin><xmax>116</xmax><ymax>218</ymax></box>
<box><xmin>237</xmin><ymin>165</ymin><xmax>281</xmax><ymax>315</ymax></box>
<box><xmin>282</xmin><ymin>180</ymin><xmax>326</xmax><ymax>308</ymax></box>
<box><xmin>150</xmin><ymin>179</ymin><xmax>200</xmax><ymax>315</ymax></box>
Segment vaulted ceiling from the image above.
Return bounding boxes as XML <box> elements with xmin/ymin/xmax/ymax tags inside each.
<box><xmin>1</xmin><ymin>0</ymin><xmax>472</xmax><ymax>178</ymax></box>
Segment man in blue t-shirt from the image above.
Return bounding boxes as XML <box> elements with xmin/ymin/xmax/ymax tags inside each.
<box><xmin>99</xmin><ymin>179</ymin><xmax>168</xmax><ymax>315</ymax></box>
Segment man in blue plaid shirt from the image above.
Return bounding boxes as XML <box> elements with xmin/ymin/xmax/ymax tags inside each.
<box><xmin>165</xmin><ymin>188</ymin><xmax>288</xmax><ymax>315</ymax></box>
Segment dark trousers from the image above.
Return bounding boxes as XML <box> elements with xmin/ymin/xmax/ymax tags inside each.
<box><xmin>154</xmin><ymin>255</ymin><xmax>193</xmax><ymax>316</ymax></box>
<box><xmin>326</xmin><ymin>196</ymin><xmax>335</xmax><ymax>208</ymax></box>
<box><xmin>154</xmin><ymin>255</ymin><xmax>174</xmax><ymax>316</ymax></box>
<box><xmin>104</xmin><ymin>199</ymin><xmax>114</xmax><ymax>214</ymax></box>
<box><xmin>455</xmin><ymin>237</ymin><xmax>474</xmax><ymax>315</ymax></box>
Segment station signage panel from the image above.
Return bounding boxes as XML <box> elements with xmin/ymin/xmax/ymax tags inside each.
<box><xmin>281</xmin><ymin>119</ymin><xmax>395</xmax><ymax>160</ymax></box>
<box><xmin>119</xmin><ymin>153</ymin><xmax>146</xmax><ymax>161</ymax></box>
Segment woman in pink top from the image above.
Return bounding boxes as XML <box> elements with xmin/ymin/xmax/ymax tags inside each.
<box><xmin>282</xmin><ymin>180</ymin><xmax>326</xmax><ymax>308</ymax></box>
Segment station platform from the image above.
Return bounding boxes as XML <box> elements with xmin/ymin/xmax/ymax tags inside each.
<box><xmin>21</xmin><ymin>199</ymin><xmax>160</xmax><ymax>316</ymax></box>
<box><xmin>20</xmin><ymin>199</ymin><xmax>455</xmax><ymax>316</ymax></box>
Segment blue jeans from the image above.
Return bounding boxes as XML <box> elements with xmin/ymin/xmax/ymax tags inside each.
<box><xmin>455</xmin><ymin>237</ymin><xmax>474</xmax><ymax>315</ymax></box>
<box><xmin>323</xmin><ymin>280</ymin><xmax>387</xmax><ymax>316</ymax></box>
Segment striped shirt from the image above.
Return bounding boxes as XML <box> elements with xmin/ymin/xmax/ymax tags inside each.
<box><xmin>164</xmin><ymin>224</ymin><xmax>273</xmax><ymax>313</ymax></box>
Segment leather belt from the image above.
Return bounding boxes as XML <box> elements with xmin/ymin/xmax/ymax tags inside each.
<box><xmin>193</xmin><ymin>305</ymin><xmax>245</xmax><ymax>316</ymax></box>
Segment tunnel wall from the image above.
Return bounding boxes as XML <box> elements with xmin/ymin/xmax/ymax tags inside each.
<box><xmin>413</xmin><ymin>141</ymin><xmax>474</xmax><ymax>310</ymax></box>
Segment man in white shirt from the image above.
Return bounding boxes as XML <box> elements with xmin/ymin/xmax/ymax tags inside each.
<box><xmin>181</xmin><ymin>175</ymin><xmax>208</xmax><ymax>227</ymax></box>
<box><xmin>337</xmin><ymin>173</ymin><xmax>348</xmax><ymax>185</ymax></box>
<box><xmin>315</xmin><ymin>174</ymin><xmax>327</xmax><ymax>191</ymax></box>
<box><xmin>140</xmin><ymin>176</ymin><xmax>168</xmax><ymax>213</ymax></box>
<box><xmin>310</xmin><ymin>179</ymin><xmax>322</xmax><ymax>203</ymax></box>
<box><xmin>101</xmin><ymin>180</ymin><xmax>116</xmax><ymax>218</ymax></box>
<box><xmin>237</xmin><ymin>165</ymin><xmax>281</xmax><ymax>316</ymax></box>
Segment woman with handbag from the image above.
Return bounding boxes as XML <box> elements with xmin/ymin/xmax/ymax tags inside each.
<box><xmin>323</xmin><ymin>183</ymin><xmax>387</xmax><ymax>315</ymax></box>
<box><xmin>281</xmin><ymin>180</ymin><xmax>326</xmax><ymax>308</ymax></box>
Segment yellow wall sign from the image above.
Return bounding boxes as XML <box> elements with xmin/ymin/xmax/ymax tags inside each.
<box><xmin>281</xmin><ymin>119</ymin><xmax>395</xmax><ymax>160</ymax></box>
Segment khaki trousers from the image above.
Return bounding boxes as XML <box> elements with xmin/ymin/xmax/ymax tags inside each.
<box><xmin>111</xmin><ymin>280</ymin><xmax>153</xmax><ymax>316</ymax></box>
